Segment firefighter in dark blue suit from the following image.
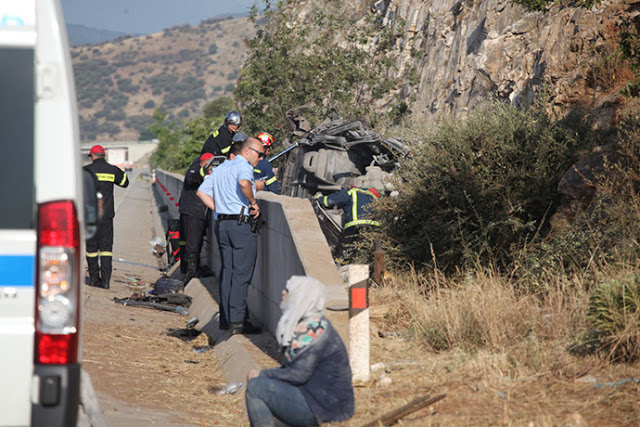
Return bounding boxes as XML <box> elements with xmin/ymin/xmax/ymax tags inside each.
<box><xmin>200</xmin><ymin>110</ymin><xmax>242</xmax><ymax>157</ymax></box>
<box><xmin>84</xmin><ymin>144</ymin><xmax>129</xmax><ymax>288</ymax></box>
<box><xmin>178</xmin><ymin>152</ymin><xmax>214</xmax><ymax>285</ymax></box>
<box><xmin>320</xmin><ymin>187</ymin><xmax>381</xmax><ymax>260</ymax></box>
<box><xmin>253</xmin><ymin>132</ymin><xmax>280</xmax><ymax>194</ymax></box>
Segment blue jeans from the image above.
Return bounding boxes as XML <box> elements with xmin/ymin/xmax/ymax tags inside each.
<box><xmin>245</xmin><ymin>377</ymin><xmax>317</xmax><ymax>427</ymax></box>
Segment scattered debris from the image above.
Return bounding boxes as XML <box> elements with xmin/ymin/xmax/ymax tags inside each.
<box><xmin>113</xmin><ymin>293</ymin><xmax>192</xmax><ymax>314</ymax></box>
<box><xmin>377</xmin><ymin>373</ymin><xmax>392</xmax><ymax>388</ymax></box>
<box><xmin>186</xmin><ymin>317</ymin><xmax>199</xmax><ymax>328</ymax></box>
<box><xmin>371</xmin><ymin>362</ymin><xmax>386</xmax><ymax>372</ymax></box>
<box><xmin>594</xmin><ymin>378</ymin><xmax>640</xmax><ymax>389</ymax></box>
<box><xmin>192</xmin><ymin>345</ymin><xmax>213</xmax><ymax>354</ymax></box>
<box><xmin>362</xmin><ymin>393</ymin><xmax>447</xmax><ymax>427</ymax></box>
<box><xmin>207</xmin><ymin>382</ymin><xmax>243</xmax><ymax>395</ymax></box>
<box><xmin>152</xmin><ymin>277</ymin><xmax>184</xmax><ymax>294</ymax></box>
<box><xmin>114</xmin><ymin>257</ymin><xmax>164</xmax><ymax>271</ymax></box>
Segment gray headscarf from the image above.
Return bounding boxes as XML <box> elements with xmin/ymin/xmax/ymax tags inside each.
<box><xmin>275</xmin><ymin>276</ymin><xmax>326</xmax><ymax>349</ymax></box>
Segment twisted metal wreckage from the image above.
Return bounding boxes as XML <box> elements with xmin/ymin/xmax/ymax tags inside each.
<box><xmin>275</xmin><ymin>113</ymin><xmax>411</xmax><ymax>255</ymax></box>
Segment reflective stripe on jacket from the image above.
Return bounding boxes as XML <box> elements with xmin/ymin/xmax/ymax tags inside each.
<box><xmin>83</xmin><ymin>158</ymin><xmax>129</xmax><ymax>219</ymax></box>
<box><xmin>200</xmin><ymin>125</ymin><xmax>234</xmax><ymax>157</ymax></box>
<box><xmin>321</xmin><ymin>188</ymin><xmax>380</xmax><ymax>229</ymax></box>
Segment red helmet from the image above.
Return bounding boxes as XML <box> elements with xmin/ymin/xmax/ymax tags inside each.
<box><xmin>256</xmin><ymin>132</ymin><xmax>274</xmax><ymax>147</ymax></box>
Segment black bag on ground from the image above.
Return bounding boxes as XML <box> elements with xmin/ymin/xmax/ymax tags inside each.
<box><xmin>153</xmin><ymin>277</ymin><xmax>184</xmax><ymax>294</ymax></box>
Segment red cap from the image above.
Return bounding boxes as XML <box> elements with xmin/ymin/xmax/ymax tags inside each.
<box><xmin>200</xmin><ymin>153</ymin><xmax>214</xmax><ymax>162</ymax></box>
<box><xmin>88</xmin><ymin>145</ymin><xmax>105</xmax><ymax>156</ymax></box>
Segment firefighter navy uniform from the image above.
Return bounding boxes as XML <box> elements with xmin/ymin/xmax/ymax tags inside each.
<box><xmin>83</xmin><ymin>154</ymin><xmax>129</xmax><ymax>288</ymax></box>
<box><xmin>201</xmin><ymin>124</ymin><xmax>235</xmax><ymax>157</ymax></box>
<box><xmin>321</xmin><ymin>187</ymin><xmax>381</xmax><ymax>259</ymax></box>
<box><xmin>253</xmin><ymin>158</ymin><xmax>279</xmax><ymax>194</ymax></box>
<box><xmin>178</xmin><ymin>155</ymin><xmax>210</xmax><ymax>282</ymax></box>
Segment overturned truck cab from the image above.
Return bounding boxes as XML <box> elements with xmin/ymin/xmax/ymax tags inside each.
<box><xmin>277</xmin><ymin>116</ymin><xmax>410</xmax><ymax>255</ymax></box>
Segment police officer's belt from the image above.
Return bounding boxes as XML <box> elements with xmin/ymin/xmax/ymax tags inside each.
<box><xmin>217</xmin><ymin>214</ymin><xmax>249</xmax><ymax>221</ymax></box>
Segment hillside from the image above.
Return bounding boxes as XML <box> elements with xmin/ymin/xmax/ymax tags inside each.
<box><xmin>71</xmin><ymin>16</ymin><xmax>256</xmax><ymax>142</ymax></box>
<box><xmin>66</xmin><ymin>24</ymin><xmax>130</xmax><ymax>47</ymax></box>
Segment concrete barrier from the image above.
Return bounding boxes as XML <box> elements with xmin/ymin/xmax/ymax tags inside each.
<box><xmin>153</xmin><ymin>169</ymin><xmax>348</xmax><ymax>336</ymax></box>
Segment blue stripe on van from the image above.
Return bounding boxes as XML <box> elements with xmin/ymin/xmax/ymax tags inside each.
<box><xmin>0</xmin><ymin>255</ymin><xmax>35</xmax><ymax>287</ymax></box>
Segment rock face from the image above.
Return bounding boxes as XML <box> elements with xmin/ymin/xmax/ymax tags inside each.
<box><xmin>287</xmin><ymin>0</ymin><xmax>636</xmax><ymax>125</ymax></box>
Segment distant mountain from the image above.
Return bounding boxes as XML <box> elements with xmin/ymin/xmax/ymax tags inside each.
<box><xmin>71</xmin><ymin>16</ymin><xmax>256</xmax><ymax>142</ymax></box>
<box><xmin>67</xmin><ymin>24</ymin><xmax>132</xmax><ymax>46</ymax></box>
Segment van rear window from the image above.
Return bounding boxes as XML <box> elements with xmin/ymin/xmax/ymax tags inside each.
<box><xmin>0</xmin><ymin>48</ymin><xmax>34</xmax><ymax>229</ymax></box>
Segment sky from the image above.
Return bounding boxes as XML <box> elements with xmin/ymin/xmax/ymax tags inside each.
<box><xmin>61</xmin><ymin>0</ymin><xmax>258</xmax><ymax>35</ymax></box>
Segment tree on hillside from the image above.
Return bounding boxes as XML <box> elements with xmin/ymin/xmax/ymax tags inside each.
<box><xmin>235</xmin><ymin>0</ymin><xmax>410</xmax><ymax>142</ymax></box>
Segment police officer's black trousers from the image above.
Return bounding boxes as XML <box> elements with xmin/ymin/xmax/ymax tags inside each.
<box><xmin>86</xmin><ymin>218</ymin><xmax>114</xmax><ymax>287</ymax></box>
<box><xmin>217</xmin><ymin>220</ymin><xmax>258</xmax><ymax>328</ymax></box>
<box><xmin>180</xmin><ymin>214</ymin><xmax>207</xmax><ymax>275</ymax></box>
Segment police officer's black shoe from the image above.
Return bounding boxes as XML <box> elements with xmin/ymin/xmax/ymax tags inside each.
<box><xmin>242</xmin><ymin>321</ymin><xmax>262</xmax><ymax>335</ymax></box>
<box><xmin>228</xmin><ymin>322</ymin><xmax>243</xmax><ymax>336</ymax></box>
<box><xmin>229</xmin><ymin>321</ymin><xmax>262</xmax><ymax>335</ymax></box>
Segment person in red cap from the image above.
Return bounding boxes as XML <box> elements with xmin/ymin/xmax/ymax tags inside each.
<box><xmin>177</xmin><ymin>152</ymin><xmax>217</xmax><ymax>285</ymax></box>
<box><xmin>83</xmin><ymin>144</ymin><xmax>130</xmax><ymax>288</ymax></box>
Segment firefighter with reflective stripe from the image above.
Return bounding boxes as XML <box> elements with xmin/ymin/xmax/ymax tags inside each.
<box><xmin>253</xmin><ymin>132</ymin><xmax>280</xmax><ymax>194</ymax></box>
<box><xmin>83</xmin><ymin>144</ymin><xmax>129</xmax><ymax>288</ymax></box>
<box><xmin>200</xmin><ymin>110</ymin><xmax>242</xmax><ymax>157</ymax></box>
<box><xmin>321</xmin><ymin>187</ymin><xmax>381</xmax><ymax>259</ymax></box>
<box><xmin>178</xmin><ymin>152</ymin><xmax>214</xmax><ymax>285</ymax></box>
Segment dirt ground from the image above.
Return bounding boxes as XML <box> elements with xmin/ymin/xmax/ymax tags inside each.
<box><xmin>83</xmin><ymin>281</ymin><xmax>640</xmax><ymax>426</ymax></box>
<box><xmin>81</xmin><ymin>169</ymin><xmax>639</xmax><ymax>426</ymax></box>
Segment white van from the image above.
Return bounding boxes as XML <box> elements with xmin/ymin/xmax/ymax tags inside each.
<box><xmin>0</xmin><ymin>1</ymin><xmax>91</xmax><ymax>425</ymax></box>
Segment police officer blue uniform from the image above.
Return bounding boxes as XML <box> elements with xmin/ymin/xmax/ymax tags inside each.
<box><xmin>83</xmin><ymin>145</ymin><xmax>129</xmax><ymax>288</ymax></box>
<box><xmin>321</xmin><ymin>187</ymin><xmax>381</xmax><ymax>259</ymax></box>
<box><xmin>196</xmin><ymin>137</ymin><xmax>265</xmax><ymax>335</ymax></box>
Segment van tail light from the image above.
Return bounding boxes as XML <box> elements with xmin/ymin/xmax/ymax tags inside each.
<box><xmin>34</xmin><ymin>201</ymin><xmax>80</xmax><ymax>365</ymax></box>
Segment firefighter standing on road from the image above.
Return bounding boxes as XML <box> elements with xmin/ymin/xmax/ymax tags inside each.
<box><xmin>320</xmin><ymin>187</ymin><xmax>381</xmax><ymax>260</ymax></box>
<box><xmin>84</xmin><ymin>145</ymin><xmax>129</xmax><ymax>289</ymax></box>
<box><xmin>200</xmin><ymin>110</ymin><xmax>242</xmax><ymax>157</ymax></box>
<box><xmin>178</xmin><ymin>152</ymin><xmax>215</xmax><ymax>286</ymax></box>
<box><xmin>253</xmin><ymin>132</ymin><xmax>280</xmax><ymax>194</ymax></box>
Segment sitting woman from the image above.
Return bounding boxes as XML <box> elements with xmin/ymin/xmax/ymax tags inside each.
<box><xmin>245</xmin><ymin>276</ymin><xmax>355</xmax><ymax>427</ymax></box>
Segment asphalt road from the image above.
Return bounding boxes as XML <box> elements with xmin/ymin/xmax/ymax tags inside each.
<box><xmin>81</xmin><ymin>168</ymin><xmax>201</xmax><ymax>426</ymax></box>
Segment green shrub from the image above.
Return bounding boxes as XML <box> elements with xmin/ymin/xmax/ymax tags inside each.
<box><xmin>203</xmin><ymin>96</ymin><xmax>233</xmax><ymax>118</ymax></box>
<box><xmin>523</xmin><ymin>115</ymin><xmax>640</xmax><ymax>280</ymax></box>
<box><xmin>374</xmin><ymin>101</ymin><xmax>594</xmax><ymax>272</ymax></box>
<box><xmin>587</xmin><ymin>273</ymin><xmax>640</xmax><ymax>362</ymax></box>
<box><xmin>512</xmin><ymin>0</ymin><xmax>602</xmax><ymax>11</ymax></box>
<box><xmin>149</xmin><ymin>109</ymin><xmax>213</xmax><ymax>172</ymax></box>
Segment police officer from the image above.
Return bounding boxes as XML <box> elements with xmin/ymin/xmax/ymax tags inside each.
<box><xmin>178</xmin><ymin>152</ymin><xmax>215</xmax><ymax>285</ymax></box>
<box><xmin>200</xmin><ymin>110</ymin><xmax>242</xmax><ymax>157</ymax></box>
<box><xmin>320</xmin><ymin>187</ymin><xmax>381</xmax><ymax>260</ymax></box>
<box><xmin>196</xmin><ymin>137</ymin><xmax>265</xmax><ymax>335</ymax></box>
<box><xmin>83</xmin><ymin>145</ymin><xmax>130</xmax><ymax>288</ymax></box>
<box><xmin>253</xmin><ymin>132</ymin><xmax>280</xmax><ymax>194</ymax></box>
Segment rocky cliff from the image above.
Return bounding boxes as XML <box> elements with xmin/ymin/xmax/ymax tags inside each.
<box><xmin>286</xmin><ymin>0</ymin><xmax>639</xmax><ymax>127</ymax></box>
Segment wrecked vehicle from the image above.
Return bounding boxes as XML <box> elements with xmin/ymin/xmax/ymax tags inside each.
<box><xmin>274</xmin><ymin>115</ymin><xmax>410</xmax><ymax>255</ymax></box>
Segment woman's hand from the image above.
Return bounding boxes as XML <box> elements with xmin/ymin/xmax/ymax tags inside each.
<box><xmin>247</xmin><ymin>369</ymin><xmax>261</xmax><ymax>381</ymax></box>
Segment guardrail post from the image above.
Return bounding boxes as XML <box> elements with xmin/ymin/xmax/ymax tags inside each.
<box><xmin>348</xmin><ymin>264</ymin><xmax>370</xmax><ymax>383</ymax></box>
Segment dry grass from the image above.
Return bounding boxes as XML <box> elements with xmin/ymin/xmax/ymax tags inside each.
<box><xmin>83</xmin><ymin>310</ymin><xmax>248</xmax><ymax>426</ymax></box>
<box><xmin>346</xmin><ymin>266</ymin><xmax>640</xmax><ymax>425</ymax></box>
